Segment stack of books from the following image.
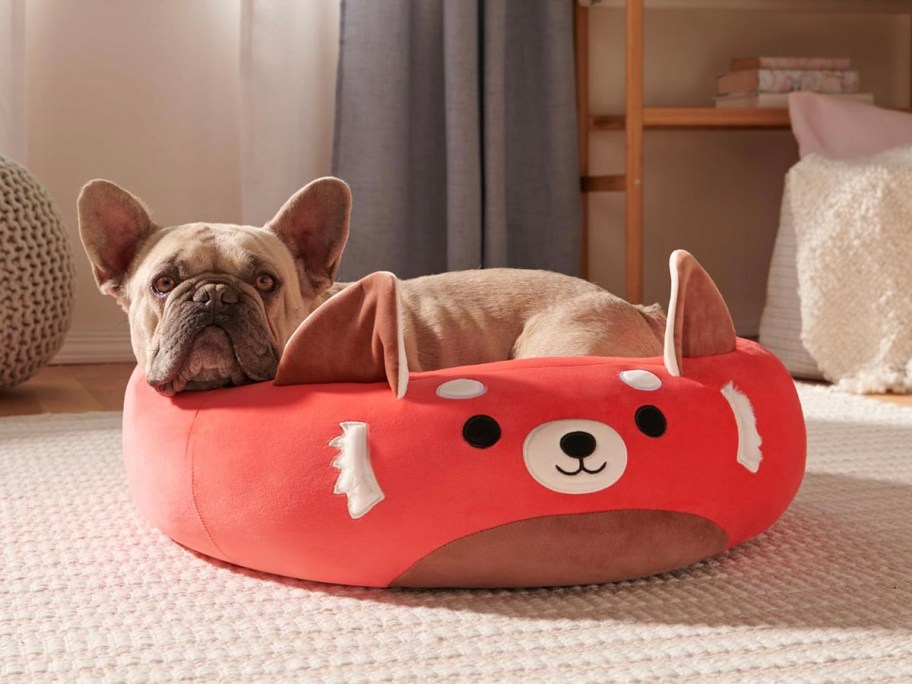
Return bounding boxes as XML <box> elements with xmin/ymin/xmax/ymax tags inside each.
<box><xmin>714</xmin><ymin>57</ymin><xmax>874</xmax><ymax>108</ymax></box>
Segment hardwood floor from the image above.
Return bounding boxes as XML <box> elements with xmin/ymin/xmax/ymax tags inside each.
<box><xmin>868</xmin><ymin>392</ymin><xmax>912</xmax><ymax>408</ymax></box>
<box><xmin>0</xmin><ymin>363</ymin><xmax>909</xmax><ymax>417</ymax></box>
<box><xmin>0</xmin><ymin>364</ymin><xmax>136</xmax><ymax>416</ymax></box>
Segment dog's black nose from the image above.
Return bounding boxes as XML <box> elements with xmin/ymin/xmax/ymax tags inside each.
<box><xmin>193</xmin><ymin>282</ymin><xmax>239</xmax><ymax>310</ymax></box>
<box><xmin>560</xmin><ymin>431</ymin><xmax>596</xmax><ymax>459</ymax></box>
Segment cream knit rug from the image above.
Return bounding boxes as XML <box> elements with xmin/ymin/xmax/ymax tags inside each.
<box><xmin>2</xmin><ymin>384</ymin><xmax>911</xmax><ymax>683</ymax></box>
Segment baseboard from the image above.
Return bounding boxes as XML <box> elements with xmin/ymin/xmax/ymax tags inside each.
<box><xmin>51</xmin><ymin>329</ymin><xmax>136</xmax><ymax>365</ymax></box>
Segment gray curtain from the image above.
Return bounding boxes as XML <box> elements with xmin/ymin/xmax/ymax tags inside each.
<box><xmin>333</xmin><ymin>0</ymin><xmax>582</xmax><ymax>280</ymax></box>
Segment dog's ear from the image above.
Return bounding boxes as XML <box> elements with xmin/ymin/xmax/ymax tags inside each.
<box><xmin>77</xmin><ymin>180</ymin><xmax>156</xmax><ymax>300</ymax></box>
<box><xmin>663</xmin><ymin>250</ymin><xmax>736</xmax><ymax>376</ymax></box>
<box><xmin>267</xmin><ymin>177</ymin><xmax>351</xmax><ymax>295</ymax></box>
<box><xmin>275</xmin><ymin>271</ymin><xmax>408</xmax><ymax>397</ymax></box>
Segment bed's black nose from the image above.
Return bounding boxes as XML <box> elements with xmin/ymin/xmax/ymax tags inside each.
<box><xmin>560</xmin><ymin>431</ymin><xmax>596</xmax><ymax>459</ymax></box>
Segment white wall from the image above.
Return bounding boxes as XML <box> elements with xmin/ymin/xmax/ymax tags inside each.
<box><xmin>27</xmin><ymin>0</ymin><xmax>243</xmax><ymax>361</ymax></box>
<box><xmin>0</xmin><ymin>0</ymin><xmax>27</xmax><ymax>163</ymax></box>
<box><xmin>26</xmin><ymin>0</ymin><xmax>340</xmax><ymax>363</ymax></box>
<box><xmin>585</xmin><ymin>4</ymin><xmax>911</xmax><ymax>334</ymax></box>
<box><xmin>239</xmin><ymin>0</ymin><xmax>341</xmax><ymax>227</ymax></box>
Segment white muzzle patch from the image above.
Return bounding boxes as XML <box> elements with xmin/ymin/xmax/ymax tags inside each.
<box><xmin>523</xmin><ymin>419</ymin><xmax>628</xmax><ymax>494</ymax></box>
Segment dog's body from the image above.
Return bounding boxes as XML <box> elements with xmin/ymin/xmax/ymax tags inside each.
<box><xmin>395</xmin><ymin>270</ymin><xmax>664</xmax><ymax>372</ymax></box>
<box><xmin>78</xmin><ymin>177</ymin><xmax>665</xmax><ymax>394</ymax></box>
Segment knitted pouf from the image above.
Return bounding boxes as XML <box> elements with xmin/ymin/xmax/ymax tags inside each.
<box><xmin>0</xmin><ymin>156</ymin><xmax>74</xmax><ymax>389</ymax></box>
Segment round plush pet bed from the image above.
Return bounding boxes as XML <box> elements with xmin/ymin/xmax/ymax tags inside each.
<box><xmin>123</xmin><ymin>251</ymin><xmax>806</xmax><ymax>588</ymax></box>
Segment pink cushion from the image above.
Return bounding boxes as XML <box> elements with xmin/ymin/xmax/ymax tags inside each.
<box><xmin>789</xmin><ymin>92</ymin><xmax>912</xmax><ymax>159</ymax></box>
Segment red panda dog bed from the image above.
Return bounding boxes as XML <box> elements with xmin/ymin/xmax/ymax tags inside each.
<box><xmin>123</xmin><ymin>251</ymin><xmax>806</xmax><ymax>588</ymax></box>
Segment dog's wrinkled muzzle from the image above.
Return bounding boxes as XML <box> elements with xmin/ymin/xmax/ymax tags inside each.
<box><xmin>145</xmin><ymin>278</ymin><xmax>279</xmax><ymax>394</ymax></box>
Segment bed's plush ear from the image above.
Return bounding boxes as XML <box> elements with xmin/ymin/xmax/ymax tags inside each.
<box><xmin>275</xmin><ymin>271</ymin><xmax>408</xmax><ymax>397</ymax></box>
<box><xmin>663</xmin><ymin>250</ymin><xmax>736</xmax><ymax>376</ymax></box>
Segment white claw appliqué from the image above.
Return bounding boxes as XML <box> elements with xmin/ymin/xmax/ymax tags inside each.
<box><xmin>329</xmin><ymin>421</ymin><xmax>384</xmax><ymax>518</ymax></box>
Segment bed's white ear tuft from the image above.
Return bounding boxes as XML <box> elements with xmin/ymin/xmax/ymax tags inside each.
<box><xmin>275</xmin><ymin>271</ymin><xmax>409</xmax><ymax>397</ymax></box>
<box><xmin>663</xmin><ymin>250</ymin><xmax>736</xmax><ymax>376</ymax></box>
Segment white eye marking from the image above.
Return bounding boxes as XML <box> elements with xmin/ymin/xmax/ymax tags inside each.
<box><xmin>619</xmin><ymin>369</ymin><xmax>662</xmax><ymax>391</ymax></box>
<box><xmin>436</xmin><ymin>378</ymin><xmax>487</xmax><ymax>399</ymax></box>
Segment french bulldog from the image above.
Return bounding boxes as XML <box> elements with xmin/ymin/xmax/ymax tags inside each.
<box><xmin>78</xmin><ymin>177</ymin><xmax>666</xmax><ymax>395</ymax></box>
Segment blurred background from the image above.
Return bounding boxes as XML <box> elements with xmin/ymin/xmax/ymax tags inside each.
<box><xmin>3</xmin><ymin>0</ymin><xmax>910</xmax><ymax>363</ymax></box>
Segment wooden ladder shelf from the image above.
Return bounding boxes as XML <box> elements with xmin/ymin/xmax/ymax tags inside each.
<box><xmin>575</xmin><ymin>0</ymin><xmax>795</xmax><ymax>302</ymax></box>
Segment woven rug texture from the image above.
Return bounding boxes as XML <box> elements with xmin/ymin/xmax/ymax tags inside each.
<box><xmin>1</xmin><ymin>383</ymin><xmax>911</xmax><ymax>683</ymax></box>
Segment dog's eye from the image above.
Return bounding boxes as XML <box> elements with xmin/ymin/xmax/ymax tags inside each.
<box><xmin>635</xmin><ymin>405</ymin><xmax>666</xmax><ymax>438</ymax></box>
<box><xmin>463</xmin><ymin>415</ymin><xmax>501</xmax><ymax>449</ymax></box>
<box><xmin>255</xmin><ymin>274</ymin><xmax>276</xmax><ymax>293</ymax></box>
<box><xmin>153</xmin><ymin>275</ymin><xmax>176</xmax><ymax>295</ymax></box>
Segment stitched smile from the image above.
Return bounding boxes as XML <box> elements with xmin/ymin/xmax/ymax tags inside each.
<box><xmin>555</xmin><ymin>460</ymin><xmax>608</xmax><ymax>477</ymax></box>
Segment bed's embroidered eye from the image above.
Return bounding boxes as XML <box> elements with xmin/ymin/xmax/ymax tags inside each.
<box><xmin>635</xmin><ymin>405</ymin><xmax>666</xmax><ymax>438</ymax></box>
<box><xmin>153</xmin><ymin>275</ymin><xmax>177</xmax><ymax>295</ymax></box>
<box><xmin>463</xmin><ymin>415</ymin><xmax>501</xmax><ymax>449</ymax></box>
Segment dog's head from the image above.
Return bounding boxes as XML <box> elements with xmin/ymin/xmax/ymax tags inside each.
<box><xmin>78</xmin><ymin>177</ymin><xmax>351</xmax><ymax>394</ymax></box>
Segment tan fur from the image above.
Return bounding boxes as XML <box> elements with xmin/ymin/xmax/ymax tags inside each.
<box><xmin>396</xmin><ymin>270</ymin><xmax>664</xmax><ymax>371</ymax></box>
<box><xmin>122</xmin><ymin>223</ymin><xmax>314</xmax><ymax>392</ymax></box>
<box><xmin>276</xmin><ymin>250</ymin><xmax>731</xmax><ymax>397</ymax></box>
<box><xmin>78</xmin><ymin>176</ymin><xmax>665</xmax><ymax>394</ymax></box>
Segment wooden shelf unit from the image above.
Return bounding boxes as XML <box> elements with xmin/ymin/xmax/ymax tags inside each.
<box><xmin>592</xmin><ymin>108</ymin><xmax>792</xmax><ymax>130</ymax></box>
<box><xmin>575</xmin><ymin>0</ymin><xmax>912</xmax><ymax>301</ymax></box>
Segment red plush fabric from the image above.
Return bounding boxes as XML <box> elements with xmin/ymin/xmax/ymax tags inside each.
<box><xmin>122</xmin><ymin>338</ymin><xmax>806</xmax><ymax>588</ymax></box>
